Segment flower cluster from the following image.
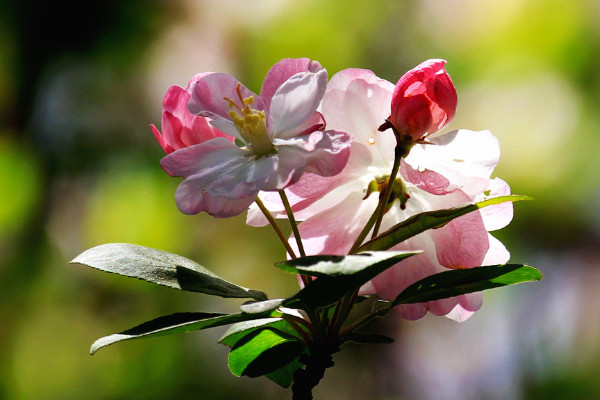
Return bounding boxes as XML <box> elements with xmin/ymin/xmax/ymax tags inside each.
<box><xmin>152</xmin><ymin>58</ymin><xmax>351</xmax><ymax>218</ymax></box>
<box><xmin>153</xmin><ymin>58</ymin><xmax>513</xmax><ymax>321</ymax></box>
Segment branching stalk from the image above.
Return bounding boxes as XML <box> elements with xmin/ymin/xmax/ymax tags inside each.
<box><xmin>279</xmin><ymin>190</ymin><xmax>306</xmax><ymax>257</ymax></box>
<box><xmin>254</xmin><ymin>197</ymin><xmax>297</xmax><ymax>259</ymax></box>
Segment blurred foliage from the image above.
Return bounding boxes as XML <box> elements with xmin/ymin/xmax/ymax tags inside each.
<box><xmin>1</xmin><ymin>0</ymin><xmax>600</xmax><ymax>399</ymax></box>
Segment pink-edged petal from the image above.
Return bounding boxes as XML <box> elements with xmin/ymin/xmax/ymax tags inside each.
<box><xmin>188</xmin><ymin>72</ymin><xmax>265</xmax><ymax>121</ymax></box>
<box><xmin>326</xmin><ymin>68</ymin><xmax>395</xmax><ymax>94</ymax></box>
<box><xmin>477</xmin><ymin>178</ymin><xmax>514</xmax><ymax>231</ymax></box>
<box><xmin>161</xmin><ymin>111</ymin><xmax>186</xmax><ymax>149</ymax></box>
<box><xmin>391</xmin><ymin>94</ymin><xmax>433</xmax><ymax>139</ymax></box>
<box><xmin>482</xmin><ymin>234</ymin><xmax>510</xmax><ymax>265</ymax></box>
<box><xmin>269</xmin><ymin>69</ymin><xmax>328</xmax><ymax>139</ymax></box>
<box><xmin>427</xmin><ymin>296</ymin><xmax>460</xmax><ymax>317</ymax></box>
<box><xmin>446</xmin><ymin>291</ymin><xmax>483</xmax><ymax>322</ymax></box>
<box><xmin>296</xmin><ymin>191</ymin><xmax>376</xmax><ymax>256</ymax></box>
<box><xmin>400</xmin><ymin>160</ymin><xmax>454</xmax><ymax>195</ymax></box>
<box><xmin>276</xmin><ymin>111</ymin><xmax>326</xmax><ymax>139</ymax></box>
<box><xmin>174</xmin><ymin>179</ymin><xmax>256</xmax><ymax>217</ymax></box>
<box><xmin>150</xmin><ymin>124</ymin><xmax>175</xmax><ymax>154</ymax></box>
<box><xmin>298</xmin><ymin>129</ymin><xmax>352</xmax><ymax>177</ymax></box>
<box><xmin>207</xmin><ymin>154</ymin><xmax>280</xmax><ymax>197</ymax></box>
<box><xmin>260</xmin><ymin>58</ymin><xmax>324</xmax><ymax>112</ymax></box>
<box><xmin>162</xmin><ymin>85</ymin><xmax>191</xmax><ymax>118</ymax></box>
<box><xmin>445</xmin><ymin>292</ymin><xmax>482</xmax><ymax>322</ymax></box>
<box><xmin>321</xmin><ymin>72</ymin><xmax>396</xmax><ymax>168</ymax></box>
<box><xmin>184</xmin><ymin>72</ymin><xmax>216</xmax><ymax>92</ymax></box>
<box><xmin>160</xmin><ymin>137</ymin><xmax>243</xmax><ymax>178</ymax></box>
<box><xmin>184</xmin><ymin>116</ymin><xmax>234</xmax><ymax>147</ymax></box>
<box><xmin>426</xmin><ymin>189</ymin><xmax>489</xmax><ymax>268</ymax></box>
<box><xmin>407</xmin><ymin>129</ymin><xmax>501</xmax><ymax>181</ymax></box>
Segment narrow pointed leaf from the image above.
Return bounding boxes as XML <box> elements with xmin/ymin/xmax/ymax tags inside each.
<box><xmin>71</xmin><ymin>243</ymin><xmax>267</xmax><ymax>301</ymax></box>
<box><xmin>276</xmin><ymin>251</ymin><xmax>420</xmax><ymax>277</ymax></box>
<box><xmin>392</xmin><ymin>264</ymin><xmax>542</xmax><ymax>307</ymax></box>
<box><xmin>240</xmin><ymin>299</ymin><xmax>285</xmax><ymax>314</ymax></box>
<box><xmin>90</xmin><ymin>310</ymin><xmax>279</xmax><ymax>355</ymax></box>
<box><xmin>358</xmin><ymin>195</ymin><xmax>533</xmax><ymax>252</ymax></box>
<box><xmin>283</xmin><ymin>251</ymin><xmax>421</xmax><ymax>310</ymax></box>
<box><xmin>344</xmin><ymin>332</ymin><xmax>394</xmax><ymax>345</ymax></box>
<box><xmin>228</xmin><ymin>328</ymin><xmax>306</xmax><ymax>378</ymax></box>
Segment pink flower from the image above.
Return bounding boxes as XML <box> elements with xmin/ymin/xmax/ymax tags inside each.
<box><xmin>159</xmin><ymin>58</ymin><xmax>352</xmax><ymax>218</ymax></box>
<box><xmin>389</xmin><ymin>59</ymin><xmax>457</xmax><ymax>141</ymax></box>
<box><xmin>249</xmin><ymin>68</ymin><xmax>511</xmax><ymax>321</ymax></box>
<box><xmin>150</xmin><ymin>74</ymin><xmax>232</xmax><ymax>154</ymax></box>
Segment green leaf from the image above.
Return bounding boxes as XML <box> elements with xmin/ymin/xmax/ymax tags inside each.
<box><xmin>266</xmin><ymin>355</ymin><xmax>306</xmax><ymax>388</ymax></box>
<box><xmin>343</xmin><ymin>332</ymin><xmax>394</xmax><ymax>345</ymax></box>
<box><xmin>228</xmin><ymin>328</ymin><xmax>306</xmax><ymax>378</ymax></box>
<box><xmin>358</xmin><ymin>195</ymin><xmax>533</xmax><ymax>252</ymax></box>
<box><xmin>90</xmin><ymin>311</ymin><xmax>279</xmax><ymax>355</ymax></box>
<box><xmin>220</xmin><ymin>319</ymin><xmax>306</xmax><ymax>388</ymax></box>
<box><xmin>219</xmin><ymin>317</ymin><xmax>299</xmax><ymax>347</ymax></box>
<box><xmin>282</xmin><ymin>251</ymin><xmax>421</xmax><ymax>310</ymax></box>
<box><xmin>240</xmin><ymin>299</ymin><xmax>285</xmax><ymax>314</ymax></box>
<box><xmin>71</xmin><ymin>243</ymin><xmax>267</xmax><ymax>301</ymax></box>
<box><xmin>392</xmin><ymin>264</ymin><xmax>542</xmax><ymax>307</ymax></box>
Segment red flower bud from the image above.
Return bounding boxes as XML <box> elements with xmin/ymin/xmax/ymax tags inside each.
<box><xmin>390</xmin><ymin>59</ymin><xmax>457</xmax><ymax>141</ymax></box>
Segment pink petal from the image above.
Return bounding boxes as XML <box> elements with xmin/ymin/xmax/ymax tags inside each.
<box><xmin>477</xmin><ymin>178</ymin><xmax>514</xmax><ymax>231</ymax></box>
<box><xmin>407</xmin><ymin>129</ymin><xmax>500</xmax><ymax>181</ymax></box>
<box><xmin>276</xmin><ymin>111</ymin><xmax>326</xmax><ymax>139</ymax></box>
<box><xmin>160</xmin><ymin>137</ymin><xmax>242</xmax><ymax>178</ymax></box>
<box><xmin>391</xmin><ymin>94</ymin><xmax>433</xmax><ymax>139</ymax></box>
<box><xmin>269</xmin><ymin>69</ymin><xmax>328</xmax><ymax>139</ymax></box>
<box><xmin>260</xmin><ymin>58</ymin><xmax>324</xmax><ymax>113</ymax></box>
<box><xmin>150</xmin><ymin>124</ymin><xmax>175</xmax><ymax>154</ymax></box>
<box><xmin>174</xmin><ymin>179</ymin><xmax>257</xmax><ymax>217</ymax></box>
<box><xmin>321</xmin><ymin>72</ymin><xmax>396</xmax><ymax>167</ymax></box>
<box><xmin>400</xmin><ymin>160</ymin><xmax>453</xmax><ymax>195</ymax></box>
<box><xmin>426</xmin><ymin>189</ymin><xmax>490</xmax><ymax>268</ymax></box>
<box><xmin>326</xmin><ymin>68</ymin><xmax>395</xmax><ymax>94</ymax></box>
<box><xmin>482</xmin><ymin>234</ymin><xmax>510</xmax><ymax>265</ymax></box>
<box><xmin>300</xmin><ymin>130</ymin><xmax>352</xmax><ymax>177</ymax></box>
<box><xmin>295</xmin><ymin>191</ymin><xmax>377</xmax><ymax>256</ymax></box>
<box><xmin>188</xmin><ymin>72</ymin><xmax>265</xmax><ymax>123</ymax></box>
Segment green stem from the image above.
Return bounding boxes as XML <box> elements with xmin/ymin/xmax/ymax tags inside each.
<box><xmin>282</xmin><ymin>314</ymin><xmax>313</xmax><ymax>345</ymax></box>
<box><xmin>349</xmin><ymin>205</ymin><xmax>381</xmax><ymax>254</ymax></box>
<box><xmin>279</xmin><ymin>190</ymin><xmax>306</xmax><ymax>257</ymax></box>
<box><xmin>254</xmin><ymin>197</ymin><xmax>297</xmax><ymax>259</ymax></box>
<box><xmin>340</xmin><ymin>303</ymin><xmax>390</xmax><ymax>338</ymax></box>
<box><xmin>371</xmin><ymin>146</ymin><xmax>403</xmax><ymax>238</ymax></box>
<box><xmin>331</xmin><ymin>290</ymin><xmax>358</xmax><ymax>336</ymax></box>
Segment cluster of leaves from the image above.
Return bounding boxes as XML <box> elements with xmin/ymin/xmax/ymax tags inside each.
<box><xmin>73</xmin><ymin>195</ymin><xmax>541</xmax><ymax>390</ymax></box>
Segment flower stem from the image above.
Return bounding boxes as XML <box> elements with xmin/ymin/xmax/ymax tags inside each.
<box><xmin>254</xmin><ymin>197</ymin><xmax>297</xmax><ymax>259</ymax></box>
<box><xmin>349</xmin><ymin>205</ymin><xmax>381</xmax><ymax>254</ymax></box>
<box><xmin>371</xmin><ymin>145</ymin><xmax>403</xmax><ymax>238</ymax></box>
<box><xmin>279</xmin><ymin>190</ymin><xmax>306</xmax><ymax>258</ymax></box>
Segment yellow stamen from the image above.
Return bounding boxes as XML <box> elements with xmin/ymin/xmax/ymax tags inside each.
<box><xmin>225</xmin><ymin>83</ymin><xmax>275</xmax><ymax>156</ymax></box>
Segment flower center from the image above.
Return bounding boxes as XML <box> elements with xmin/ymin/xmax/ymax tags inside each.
<box><xmin>363</xmin><ymin>175</ymin><xmax>411</xmax><ymax>211</ymax></box>
<box><xmin>225</xmin><ymin>84</ymin><xmax>275</xmax><ymax>156</ymax></box>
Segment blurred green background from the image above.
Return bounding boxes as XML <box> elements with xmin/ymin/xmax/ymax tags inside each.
<box><xmin>1</xmin><ymin>0</ymin><xmax>600</xmax><ymax>399</ymax></box>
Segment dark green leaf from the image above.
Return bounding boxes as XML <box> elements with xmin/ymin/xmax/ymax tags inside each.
<box><xmin>344</xmin><ymin>332</ymin><xmax>394</xmax><ymax>345</ymax></box>
<box><xmin>392</xmin><ymin>264</ymin><xmax>542</xmax><ymax>307</ymax></box>
<box><xmin>358</xmin><ymin>195</ymin><xmax>533</xmax><ymax>252</ymax></box>
<box><xmin>219</xmin><ymin>317</ymin><xmax>299</xmax><ymax>347</ymax></box>
<box><xmin>240</xmin><ymin>299</ymin><xmax>285</xmax><ymax>314</ymax></box>
<box><xmin>266</xmin><ymin>354</ymin><xmax>306</xmax><ymax>388</ymax></box>
<box><xmin>283</xmin><ymin>251</ymin><xmax>420</xmax><ymax>310</ymax></box>
<box><xmin>71</xmin><ymin>243</ymin><xmax>267</xmax><ymax>301</ymax></box>
<box><xmin>90</xmin><ymin>311</ymin><xmax>279</xmax><ymax>355</ymax></box>
<box><xmin>228</xmin><ymin>328</ymin><xmax>306</xmax><ymax>378</ymax></box>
